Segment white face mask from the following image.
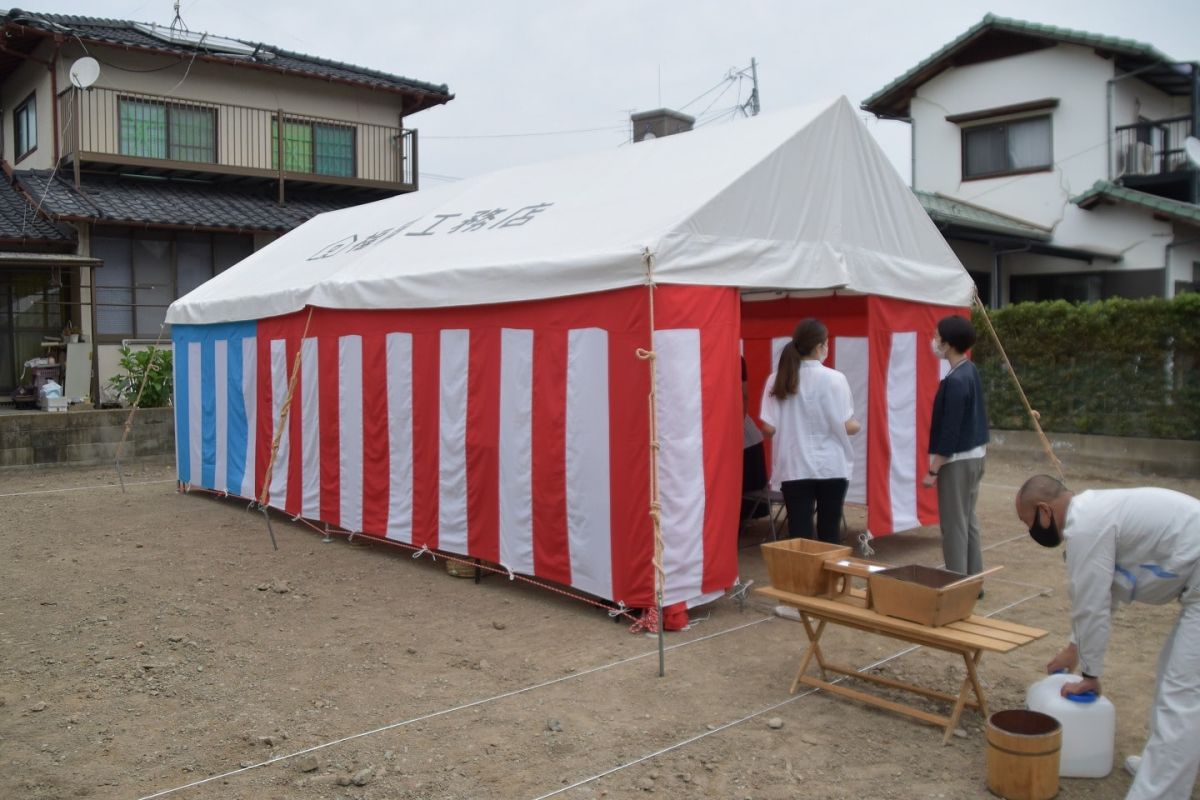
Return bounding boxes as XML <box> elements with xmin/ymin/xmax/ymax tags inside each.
<box><xmin>931</xmin><ymin>337</ymin><xmax>947</xmax><ymax>359</ymax></box>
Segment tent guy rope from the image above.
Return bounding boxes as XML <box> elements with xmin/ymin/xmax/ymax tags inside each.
<box><xmin>971</xmin><ymin>293</ymin><xmax>1064</xmax><ymax>481</ymax></box>
<box><xmin>255</xmin><ymin>306</ymin><xmax>316</xmax><ymax>550</ymax></box>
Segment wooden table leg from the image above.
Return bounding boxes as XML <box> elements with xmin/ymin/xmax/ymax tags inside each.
<box><xmin>943</xmin><ymin>648</ymin><xmax>985</xmax><ymax>744</ymax></box>
<box><xmin>789</xmin><ymin>616</ymin><xmax>827</xmax><ymax>694</ymax></box>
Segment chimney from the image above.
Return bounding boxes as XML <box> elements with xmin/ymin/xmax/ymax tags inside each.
<box><xmin>630</xmin><ymin>108</ymin><xmax>695</xmax><ymax>142</ymax></box>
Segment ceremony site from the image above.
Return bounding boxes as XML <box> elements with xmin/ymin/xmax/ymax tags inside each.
<box><xmin>1</xmin><ymin>2</ymin><xmax>1199</xmax><ymax>799</ymax></box>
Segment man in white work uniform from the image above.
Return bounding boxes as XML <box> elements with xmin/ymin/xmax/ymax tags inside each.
<box><xmin>1015</xmin><ymin>475</ymin><xmax>1200</xmax><ymax>800</ymax></box>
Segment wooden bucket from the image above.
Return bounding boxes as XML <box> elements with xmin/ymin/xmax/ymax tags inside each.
<box><xmin>986</xmin><ymin>709</ymin><xmax>1061</xmax><ymax>800</ymax></box>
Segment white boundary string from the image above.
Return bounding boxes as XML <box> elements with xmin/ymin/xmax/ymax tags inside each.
<box><xmin>134</xmin><ymin>615</ymin><xmax>774</xmax><ymax>800</ymax></box>
<box><xmin>0</xmin><ymin>478</ymin><xmax>175</xmax><ymax>498</ymax></box>
<box><xmin>528</xmin><ymin>590</ymin><xmax>1049</xmax><ymax>800</ymax></box>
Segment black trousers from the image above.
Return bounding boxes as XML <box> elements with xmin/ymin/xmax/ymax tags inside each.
<box><xmin>780</xmin><ymin>478</ymin><xmax>849</xmax><ymax>543</ymax></box>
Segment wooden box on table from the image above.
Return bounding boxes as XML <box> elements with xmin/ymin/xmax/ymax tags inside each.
<box><xmin>761</xmin><ymin>539</ymin><xmax>852</xmax><ymax>596</ymax></box>
<box><xmin>868</xmin><ymin>564</ymin><xmax>982</xmax><ymax>627</ymax></box>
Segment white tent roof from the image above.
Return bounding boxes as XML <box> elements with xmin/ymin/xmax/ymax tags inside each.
<box><xmin>167</xmin><ymin>97</ymin><xmax>973</xmax><ymax>325</ymax></box>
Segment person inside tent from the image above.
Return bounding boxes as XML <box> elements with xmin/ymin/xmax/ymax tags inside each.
<box><xmin>759</xmin><ymin>318</ymin><xmax>860</xmax><ymax>542</ymax></box>
<box><xmin>923</xmin><ymin>315</ymin><xmax>988</xmax><ymax>577</ymax></box>
<box><xmin>1015</xmin><ymin>474</ymin><xmax>1200</xmax><ymax>800</ymax></box>
<box><xmin>740</xmin><ymin>356</ymin><xmax>769</xmax><ymax>525</ymax></box>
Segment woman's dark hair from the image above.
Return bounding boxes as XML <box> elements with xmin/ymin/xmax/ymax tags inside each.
<box><xmin>937</xmin><ymin>315</ymin><xmax>977</xmax><ymax>354</ymax></box>
<box><xmin>770</xmin><ymin>318</ymin><xmax>827</xmax><ymax>398</ymax></box>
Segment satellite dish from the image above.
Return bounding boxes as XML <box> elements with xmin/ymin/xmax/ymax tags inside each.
<box><xmin>1185</xmin><ymin>136</ymin><xmax>1200</xmax><ymax>169</ymax></box>
<box><xmin>642</xmin><ymin>131</ymin><xmax>657</xmax><ymax>141</ymax></box>
<box><xmin>69</xmin><ymin>57</ymin><xmax>100</xmax><ymax>89</ymax></box>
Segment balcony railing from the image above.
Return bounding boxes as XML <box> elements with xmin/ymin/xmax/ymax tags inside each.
<box><xmin>58</xmin><ymin>86</ymin><xmax>417</xmax><ymax>192</ymax></box>
<box><xmin>1113</xmin><ymin>115</ymin><xmax>1194</xmax><ymax>179</ymax></box>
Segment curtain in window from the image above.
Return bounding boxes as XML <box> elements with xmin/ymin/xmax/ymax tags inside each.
<box><xmin>314</xmin><ymin>124</ymin><xmax>354</xmax><ymax>177</ymax></box>
<box><xmin>271</xmin><ymin>120</ymin><xmax>313</xmax><ymax>172</ymax></box>
<box><xmin>15</xmin><ymin>98</ymin><xmax>36</xmax><ymax>157</ymax></box>
<box><xmin>965</xmin><ymin>126</ymin><xmax>1007</xmax><ymax>177</ymax></box>
<box><xmin>120</xmin><ymin>101</ymin><xmax>167</xmax><ymax>159</ymax></box>
<box><xmin>92</xmin><ymin>234</ymin><xmax>134</xmax><ymax>336</ymax></box>
<box><xmin>1007</xmin><ymin>117</ymin><xmax>1051</xmax><ymax>170</ymax></box>
<box><xmin>169</xmin><ymin>106</ymin><xmax>216</xmax><ymax>163</ymax></box>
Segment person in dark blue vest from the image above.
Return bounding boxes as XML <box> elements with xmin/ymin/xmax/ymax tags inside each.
<box><xmin>922</xmin><ymin>315</ymin><xmax>989</xmax><ymax>576</ymax></box>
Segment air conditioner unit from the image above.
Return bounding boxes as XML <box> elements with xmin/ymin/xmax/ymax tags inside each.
<box><xmin>1119</xmin><ymin>142</ymin><xmax>1155</xmax><ymax>176</ymax></box>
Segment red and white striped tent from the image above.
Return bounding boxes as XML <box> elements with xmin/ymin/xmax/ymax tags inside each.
<box><xmin>167</xmin><ymin>97</ymin><xmax>974</xmax><ymax>611</ymax></box>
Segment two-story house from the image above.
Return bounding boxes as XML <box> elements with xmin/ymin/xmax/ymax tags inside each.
<box><xmin>863</xmin><ymin>15</ymin><xmax>1200</xmax><ymax>307</ymax></box>
<box><xmin>0</xmin><ymin>9</ymin><xmax>451</xmax><ymax>402</ymax></box>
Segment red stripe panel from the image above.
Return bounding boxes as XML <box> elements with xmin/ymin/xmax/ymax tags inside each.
<box><xmin>866</xmin><ymin>312</ymin><xmax>894</xmax><ymax>536</ymax></box>
<box><xmin>607</xmin><ymin>305</ymin><xmax>653</xmax><ymax>607</ymax></box>
<box><xmin>360</xmin><ymin>333</ymin><xmax>391</xmax><ymax>536</ymax></box>
<box><xmin>531</xmin><ymin>329</ymin><xmax>571</xmax><ymax>585</ymax></box>
<box><xmin>318</xmin><ymin>335</ymin><xmax>341</xmax><ymax>526</ymax></box>
<box><xmin>410</xmin><ymin>331</ymin><xmax>441</xmax><ymax>549</ymax></box>
<box><xmin>466</xmin><ymin>328</ymin><xmax>501</xmax><ymax>562</ymax></box>
<box><xmin>254</xmin><ymin>332</ymin><xmax>273</xmax><ymax>502</ymax></box>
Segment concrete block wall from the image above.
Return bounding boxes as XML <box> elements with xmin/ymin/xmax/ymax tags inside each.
<box><xmin>0</xmin><ymin>408</ymin><xmax>175</xmax><ymax>468</ymax></box>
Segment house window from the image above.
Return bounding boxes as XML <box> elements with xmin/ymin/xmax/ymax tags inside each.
<box><xmin>963</xmin><ymin>115</ymin><xmax>1052</xmax><ymax>180</ymax></box>
<box><xmin>92</xmin><ymin>228</ymin><xmax>252</xmax><ymax>338</ymax></box>
<box><xmin>13</xmin><ymin>92</ymin><xmax>37</xmax><ymax>161</ymax></box>
<box><xmin>119</xmin><ymin>99</ymin><xmax>216</xmax><ymax>163</ymax></box>
<box><xmin>272</xmin><ymin>118</ymin><xmax>354</xmax><ymax>177</ymax></box>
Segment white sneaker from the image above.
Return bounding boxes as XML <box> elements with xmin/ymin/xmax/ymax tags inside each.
<box><xmin>1125</xmin><ymin>755</ymin><xmax>1142</xmax><ymax>777</ymax></box>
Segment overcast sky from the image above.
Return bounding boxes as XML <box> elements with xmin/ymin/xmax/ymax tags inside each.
<box><xmin>15</xmin><ymin>0</ymin><xmax>1200</xmax><ymax>186</ymax></box>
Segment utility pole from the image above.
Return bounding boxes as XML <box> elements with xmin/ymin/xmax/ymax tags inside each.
<box><xmin>748</xmin><ymin>57</ymin><xmax>760</xmax><ymax>116</ymax></box>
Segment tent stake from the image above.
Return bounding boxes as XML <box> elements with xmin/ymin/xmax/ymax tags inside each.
<box><xmin>261</xmin><ymin>505</ymin><xmax>278</xmax><ymax>551</ymax></box>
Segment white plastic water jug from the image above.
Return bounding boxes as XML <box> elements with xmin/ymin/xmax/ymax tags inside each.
<box><xmin>1026</xmin><ymin>672</ymin><xmax>1115</xmax><ymax>778</ymax></box>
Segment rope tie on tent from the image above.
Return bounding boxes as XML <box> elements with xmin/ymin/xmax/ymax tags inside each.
<box><xmin>255</xmin><ymin>307</ymin><xmax>316</xmax><ymax>550</ymax></box>
<box><xmin>501</xmin><ymin>564</ymin><xmax>517</xmax><ymax>581</ymax></box>
<box><xmin>114</xmin><ymin>322</ymin><xmax>168</xmax><ymax>493</ymax></box>
<box><xmin>411</xmin><ymin>544</ymin><xmax>435</xmax><ymax>561</ymax></box>
<box><xmin>972</xmin><ymin>294</ymin><xmax>1064</xmax><ymax>481</ymax></box>
<box><xmin>639</xmin><ymin>248</ymin><xmax>668</xmax><ymax>675</ymax></box>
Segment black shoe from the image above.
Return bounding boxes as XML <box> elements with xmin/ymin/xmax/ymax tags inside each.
<box><xmin>978</xmin><ymin>589</ymin><xmax>986</xmax><ymax>600</ymax></box>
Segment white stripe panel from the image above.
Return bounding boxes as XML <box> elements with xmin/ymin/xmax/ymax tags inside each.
<box><xmin>214</xmin><ymin>340</ymin><xmax>228</xmax><ymax>491</ymax></box>
<box><xmin>187</xmin><ymin>341</ymin><xmax>202</xmax><ymax>485</ymax></box>
<box><xmin>654</xmin><ymin>328</ymin><xmax>707</xmax><ymax>607</ymax></box>
<box><xmin>385</xmin><ymin>333</ymin><xmax>414</xmax><ymax>542</ymax></box>
<box><xmin>770</xmin><ymin>336</ymin><xmax>790</xmax><ymax>374</ymax></box>
<box><xmin>438</xmin><ymin>330</ymin><xmax>470</xmax><ymax>554</ymax></box>
<box><xmin>887</xmin><ymin>332</ymin><xmax>919</xmax><ymax>531</ymax></box>
<box><xmin>835</xmin><ymin>337</ymin><xmax>869</xmax><ymax>506</ymax></box>
<box><xmin>565</xmin><ymin>328</ymin><xmax>612</xmax><ymax>599</ymax></box>
<box><xmin>172</xmin><ymin>343</ymin><xmax>181</xmax><ymax>476</ymax></box>
<box><xmin>267</xmin><ymin>339</ymin><xmax>289</xmax><ymax>509</ymax></box>
<box><xmin>498</xmin><ymin>328</ymin><xmax>534</xmax><ymax>573</ymax></box>
<box><xmin>300</xmin><ymin>338</ymin><xmax>320</xmax><ymax>519</ymax></box>
<box><xmin>339</xmin><ymin>336</ymin><xmax>364</xmax><ymax>532</ymax></box>
<box><xmin>241</xmin><ymin>337</ymin><xmax>257</xmax><ymax>499</ymax></box>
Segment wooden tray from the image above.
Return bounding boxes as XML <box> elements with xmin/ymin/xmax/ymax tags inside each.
<box><xmin>869</xmin><ymin>565</ymin><xmax>998</xmax><ymax>627</ymax></box>
<box><xmin>761</xmin><ymin>539</ymin><xmax>852</xmax><ymax>596</ymax></box>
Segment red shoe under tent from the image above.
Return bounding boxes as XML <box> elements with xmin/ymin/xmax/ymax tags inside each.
<box><xmin>167</xmin><ymin>97</ymin><xmax>974</xmax><ymax>612</ymax></box>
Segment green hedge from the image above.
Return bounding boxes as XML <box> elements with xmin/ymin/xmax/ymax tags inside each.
<box><xmin>971</xmin><ymin>294</ymin><xmax>1200</xmax><ymax>441</ymax></box>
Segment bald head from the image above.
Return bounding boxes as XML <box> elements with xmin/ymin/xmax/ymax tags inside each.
<box><xmin>1016</xmin><ymin>475</ymin><xmax>1068</xmax><ymax>515</ymax></box>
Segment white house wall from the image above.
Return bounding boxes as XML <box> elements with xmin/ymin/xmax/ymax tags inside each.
<box><xmin>1169</xmin><ymin>224</ymin><xmax>1200</xmax><ymax>295</ymax></box>
<box><xmin>1</xmin><ymin>39</ymin><xmax>55</xmax><ymax>169</ymax></box>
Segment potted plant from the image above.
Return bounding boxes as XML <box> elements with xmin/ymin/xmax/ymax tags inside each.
<box><xmin>62</xmin><ymin>321</ymin><xmax>81</xmax><ymax>343</ymax></box>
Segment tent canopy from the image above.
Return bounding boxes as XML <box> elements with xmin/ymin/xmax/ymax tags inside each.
<box><xmin>167</xmin><ymin>96</ymin><xmax>972</xmax><ymax>326</ymax></box>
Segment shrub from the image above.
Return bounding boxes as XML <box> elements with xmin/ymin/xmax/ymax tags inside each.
<box><xmin>106</xmin><ymin>345</ymin><xmax>173</xmax><ymax>408</ymax></box>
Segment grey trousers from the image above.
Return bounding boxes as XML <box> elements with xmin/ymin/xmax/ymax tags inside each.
<box><xmin>936</xmin><ymin>457</ymin><xmax>985</xmax><ymax>575</ymax></box>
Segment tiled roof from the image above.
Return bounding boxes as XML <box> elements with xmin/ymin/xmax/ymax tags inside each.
<box><xmin>915</xmin><ymin>190</ymin><xmax>1052</xmax><ymax>240</ymax></box>
<box><xmin>0</xmin><ymin>176</ymin><xmax>72</xmax><ymax>242</ymax></box>
<box><xmin>863</xmin><ymin>14</ymin><xmax>1186</xmax><ymax>118</ymax></box>
<box><xmin>14</xmin><ymin>171</ymin><xmax>360</xmax><ymax>233</ymax></box>
<box><xmin>1071</xmin><ymin>181</ymin><xmax>1200</xmax><ymax>227</ymax></box>
<box><xmin>3</xmin><ymin>9</ymin><xmax>452</xmax><ymax>109</ymax></box>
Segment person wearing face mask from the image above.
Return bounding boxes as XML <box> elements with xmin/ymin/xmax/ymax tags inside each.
<box><xmin>1016</xmin><ymin>474</ymin><xmax>1200</xmax><ymax>800</ymax></box>
<box><xmin>759</xmin><ymin>318</ymin><xmax>861</xmax><ymax>542</ymax></box>
<box><xmin>922</xmin><ymin>315</ymin><xmax>989</xmax><ymax>577</ymax></box>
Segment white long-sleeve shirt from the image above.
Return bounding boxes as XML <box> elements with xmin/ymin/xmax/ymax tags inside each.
<box><xmin>759</xmin><ymin>360</ymin><xmax>855</xmax><ymax>486</ymax></box>
<box><xmin>1064</xmin><ymin>487</ymin><xmax>1200</xmax><ymax>677</ymax></box>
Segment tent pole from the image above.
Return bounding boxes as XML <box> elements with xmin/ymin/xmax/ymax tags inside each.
<box><xmin>636</xmin><ymin>249</ymin><xmax>666</xmax><ymax>677</ymax></box>
<box><xmin>256</xmin><ymin>307</ymin><xmax>316</xmax><ymax>551</ymax></box>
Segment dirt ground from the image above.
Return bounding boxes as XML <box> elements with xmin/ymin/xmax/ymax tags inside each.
<box><xmin>2</xmin><ymin>452</ymin><xmax>1199</xmax><ymax>800</ymax></box>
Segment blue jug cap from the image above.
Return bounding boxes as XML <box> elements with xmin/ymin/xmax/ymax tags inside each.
<box><xmin>1065</xmin><ymin>690</ymin><xmax>1098</xmax><ymax>703</ymax></box>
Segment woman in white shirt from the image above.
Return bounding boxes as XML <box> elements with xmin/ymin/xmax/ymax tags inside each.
<box><xmin>759</xmin><ymin>319</ymin><xmax>861</xmax><ymax>542</ymax></box>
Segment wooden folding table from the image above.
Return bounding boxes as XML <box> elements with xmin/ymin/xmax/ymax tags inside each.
<box><xmin>757</xmin><ymin>586</ymin><xmax>1048</xmax><ymax>743</ymax></box>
